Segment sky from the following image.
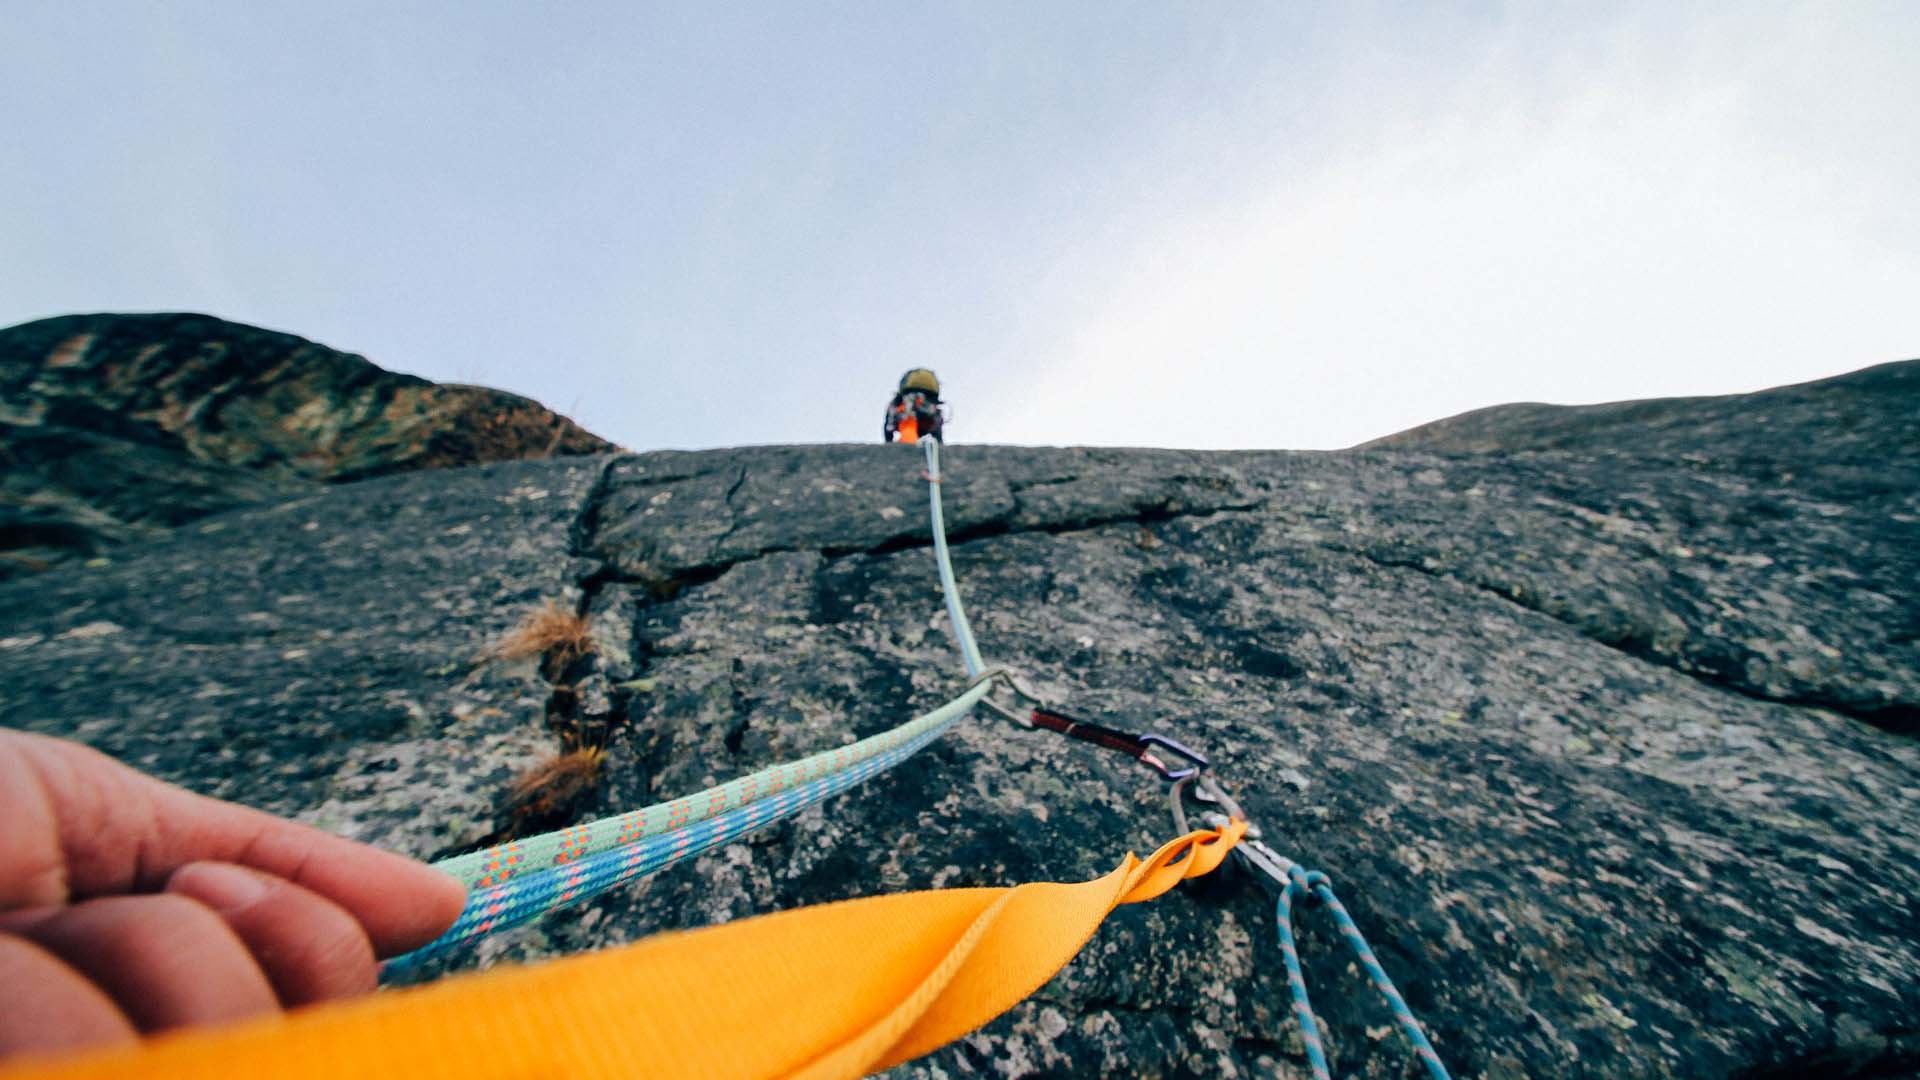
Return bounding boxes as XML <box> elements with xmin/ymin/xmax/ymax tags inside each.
<box><xmin>3</xmin><ymin>2</ymin><xmax>1916</xmax><ymax>451</ymax></box>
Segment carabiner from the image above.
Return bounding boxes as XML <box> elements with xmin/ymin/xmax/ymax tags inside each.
<box><xmin>968</xmin><ymin>667</ymin><xmax>1048</xmax><ymax>729</ymax></box>
<box><xmin>1170</xmin><ymin>775</ymin><xmax>1295</xmax><ymax>890</ymax></box>
<box><xmin>1138</xmin><ymin>733</ymin><xmax>1209</xmax><ymax>782</ymax></box>
<box><xmin>1029</xmin><ymin>707</ymin><xmax>1209</xmax><ymax>782</ymax></box>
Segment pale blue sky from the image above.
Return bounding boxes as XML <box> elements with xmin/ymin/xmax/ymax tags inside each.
<box><xmin>4</xmin><ymin>3</ymin><xmax>1916</xmax><ymax>450</ymax></box>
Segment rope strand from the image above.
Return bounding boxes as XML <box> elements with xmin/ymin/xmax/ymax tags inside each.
<box><xmin>1274</xmin><ymin>868</ymin><xmax>1452</xmax><ymax>1080</ymax></box>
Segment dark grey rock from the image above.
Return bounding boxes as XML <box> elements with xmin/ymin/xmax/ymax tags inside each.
<box><xmin>3</xmin><ymin>362</ymin><xmax>1917</xmax><ymax>1078</ymax></box>
<box><xmin>0</xmin><ymin>456</ymin><xmax>610</xmax><ymax>857</ymax></box>
<box><xmin>1359</xmin><ymin>358</ymin><xmax>1919</xmax><ymax>470</ymax></box>
<box><xmin>0</xmin><ymin>312</ymin><xmax>616</xmax><ymax>577</ymax></box>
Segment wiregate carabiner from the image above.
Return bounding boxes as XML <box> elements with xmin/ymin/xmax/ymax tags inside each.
<box><xmin>968</xmin><ymin>667</ymin><xmax>1049</xmax><ymax>729</ymax></box>
<box><xmin>1170</xmin><ymin>774</ymin><xmax>1297</xmax><ymax>890</ymax></box>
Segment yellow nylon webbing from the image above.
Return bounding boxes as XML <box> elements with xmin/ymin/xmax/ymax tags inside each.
<box><xmin>3</xmin><ymin>822</ymin><xmax>1245</xmax><ymax>1080</ymax></box>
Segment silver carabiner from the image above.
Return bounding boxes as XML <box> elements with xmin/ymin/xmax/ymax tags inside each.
<box><xmin>1171</xmin><ymin>775</ymin><xmax>1295</xmax><ymax>891</ymax></box>
<box><xmin>967</xmin><ymin>666</ymin><xmax>1048</xmax><ymax>728</ymax></box>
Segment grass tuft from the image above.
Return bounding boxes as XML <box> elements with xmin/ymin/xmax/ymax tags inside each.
<box><xmin>478</xmin><ymin>599</ymin><xmax>593</xmax><ymax>669</ymax></box>
<box><xmin>504</xmin><ymin>747</ymin><xmax>607</xmax><ymax>828</ymax></box>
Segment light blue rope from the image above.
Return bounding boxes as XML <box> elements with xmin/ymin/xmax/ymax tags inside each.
<box><xmin>1274</xmin><ymin>867</ymin><xmax>1451</xmax><ymax>1080</ymax></box>
<box><xmin>923</xmin><ymin>437</ymin><xmax>984</xmax><ymax>678</ymax></box>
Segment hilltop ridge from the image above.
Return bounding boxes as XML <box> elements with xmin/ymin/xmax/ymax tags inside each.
<box><xmin>1361</xmin><ymin>359</ymin><xmax>1920</xmax><ymax>469</ymax></box>
<box><xmin>0</xmin><ymin>312</ymin><xmax>614</xmax><ymax>576</ymax></box>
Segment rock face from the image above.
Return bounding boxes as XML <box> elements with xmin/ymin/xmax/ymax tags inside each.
<box><xmin>1362</xmin><ymin>359</ymin><xmax>1919</xmax><ymax>469</ymax></box>
<box><xmin>2</xmin><ymin>361</ymin><xmax>1917</xmax><ymax>1079</ymax></box>
<box><xmin>0</xmin><ymin>312</ymin><xmax>615</xmax><ymax>576</ymax></box>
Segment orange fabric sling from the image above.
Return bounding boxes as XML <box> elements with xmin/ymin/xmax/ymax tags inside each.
<box><xmin>3</xmin><ymin>823</ymin><xmax>1244</xmax><ymax>1080</ymax></box>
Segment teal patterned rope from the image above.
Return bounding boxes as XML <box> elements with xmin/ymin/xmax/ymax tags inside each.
<box><xmin>433</xmin><ymin>679</ymin><xmax>992</xmax><ymax>891</ymax></box>
<box><xmin>1275</xmin><ymin>867</ymin><xmax>1452</xmax><ymax>1080</ymax></box>
<box><xmin>436</xmin><ymin>437</ymin><xmax>985</xmax><ymax>893</ymax></box>
<box><xmin>387</xmin><ymin>683</ymin><xmax>988</xmax><ymax>973</ymax></box>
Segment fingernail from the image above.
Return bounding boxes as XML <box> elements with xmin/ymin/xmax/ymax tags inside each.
<box><xmin>173</xmin><ymin>863</ymin><xmax>271</xmax><ymax>912</ymax></box>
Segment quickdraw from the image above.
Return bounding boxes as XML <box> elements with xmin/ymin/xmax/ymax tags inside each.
<box><xmin>973</xmin><ymin>681</ymin><xmax>1454</xmax><ymax>1080</ymax></box>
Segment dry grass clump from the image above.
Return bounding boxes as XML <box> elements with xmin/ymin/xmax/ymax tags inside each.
<box><xmin>504</xmin><ymin>746</ymin><xmax>606</xmax><ymax>828</ymax></box>
<box><xmin>478</xmin><ymin>599</ymin><xmax>594</xmax><ymax>668</ymax></box>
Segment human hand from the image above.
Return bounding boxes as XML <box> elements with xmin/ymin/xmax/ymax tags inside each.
<box><xmin>0</xmin><ymin>731</ymin><xmax>465</xmax><ymax>1059</ymax></box>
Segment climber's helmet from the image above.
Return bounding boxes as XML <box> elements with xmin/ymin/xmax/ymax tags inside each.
<box><xmin>899</xmin><ymin>368</ymin><xmax>941</xmax><ymax>399</ymax></box>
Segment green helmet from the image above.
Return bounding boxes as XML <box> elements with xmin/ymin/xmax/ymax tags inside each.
<box><xmin>899</xmin><ymin>368</ymin><xmax>940</xmax><ymax>396</ymax></box>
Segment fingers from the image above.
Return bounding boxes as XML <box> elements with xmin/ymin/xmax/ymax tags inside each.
<box><xmin>151</xmin><ymin>797</ymin><xmax>466</xmax><ymax>957</ymax></box>
<box><xmin>0</xmin><ymin>935</ymin><xmax>136</xmax><ymax>1057</ymax></box>
<box><xmin>168</xmin><ymin>862</ymin><xmax>376</xmax><ymax>1005</ymax></box>
<box><xmin>0</xmin><ymin>735</ymin><xmax>75</xmax><ymax>910</ymax></box>
<box><xmin>0</xmin><ymin>869</ymin><xmax>381</xmax><ymax>1055</ymax></box>
<box><xmin>3</xmin><ymin>731</ymin><xmax>466</xmax><ymax>956</ymax></box>
<box><xmin>0</xmin><ymin>732</ymin><xmax>467</xmax><ymax>1063</ymax></box>
<box><xmin>10</xmin><ymin>894</ymin><xmax>278</xmax><ymax>1032</ymax></box>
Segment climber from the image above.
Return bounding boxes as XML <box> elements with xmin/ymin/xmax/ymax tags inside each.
<box><xmin>0</xmin><ymin>730</ymin><xmax>464</xmax><ymax>1058</ymax></box>
<box><xmin>882</xmin><ymin>368</ymin><xmax>945</xmax><ymax>444</ymax></box>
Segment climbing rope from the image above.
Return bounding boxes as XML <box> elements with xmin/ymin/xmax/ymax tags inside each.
<box><xmin>922</xmin><ymin>437</ymin><xmax>984</xmax><ymax>676</ymax></box>
<box><xmin>429</xmin><ymin>680</ymin><xmax>994</xmax><ymax>892</ymax></box>
<box><xmin>391</xmin><ymin>437</ymin><xmax>1002</xmax><ymax>970</ymax></box>
<box><xmin>1275</xmin><ymin>868</ymin><xmax>1451</xmax><ymax>1080</ymax></box>
<box><xmin>388</xmin><ymin>682</ymin><xmax>992</xmax><ymax>971</ymax></box>
<box><xmin>1173</xmin><ymin>776</ymin><xmax>1452</xmax><ymax>1080</ymax></box>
